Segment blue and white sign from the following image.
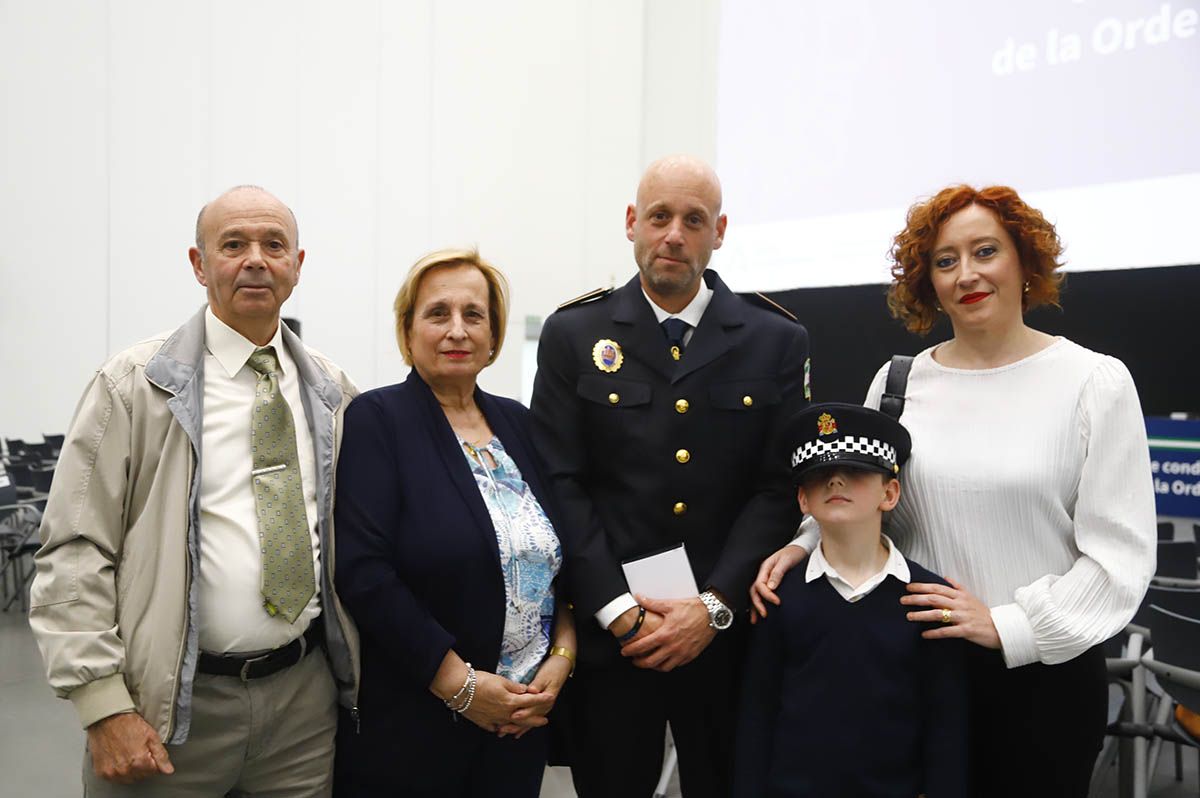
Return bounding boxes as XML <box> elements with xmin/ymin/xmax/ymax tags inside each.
<box><xmin>1147</xmin><ymin>417</ymin><xmax>1200</xmax><ymax>519</ymax></box>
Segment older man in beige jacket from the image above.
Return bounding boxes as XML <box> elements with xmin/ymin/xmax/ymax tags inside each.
<box><xmin>29</xmin><ymin>186</ymin><xmax>359</xmax><ymax>797</ymax></box>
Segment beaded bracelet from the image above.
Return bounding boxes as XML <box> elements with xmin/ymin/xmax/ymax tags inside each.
<box><xmin>444</xmin><ymin>662</ymin><xmax>476</xmax><ymax>712</ymax></box>
<box><xmin>456</xmin><ymin>667</ymin><xmax>478</xmax><ymax>714</ymax></box>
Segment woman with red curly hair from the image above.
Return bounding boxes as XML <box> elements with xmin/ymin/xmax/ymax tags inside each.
<box><xmin>750</xmin><ymin>185</ymin><xmax>1156</xmax><ymax>796</ymax></box>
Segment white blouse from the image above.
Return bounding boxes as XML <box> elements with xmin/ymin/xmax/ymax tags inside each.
<box><xmin>793</xmin><ymin>338</ymin><xmax>1156</xmax><ymax>668</ymax></box>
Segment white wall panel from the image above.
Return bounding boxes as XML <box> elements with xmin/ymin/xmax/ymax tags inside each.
<box><xmin>641</xmin><ymin>0</ymin><xmax>720</xmax><ymax>163</ymax></box>
<box><xmin>428</xmin><ymin>0</ymin><xmax>645</xmax><ymax>398</ymax></box>
<box><xmin>107</xmin><ymin>0</ymin><xmax>212</xmax><ymax>351</ymax></box>
<box><xmin>577</xmin><ymin>0</ymin><xmax>646</xmax><ymax>292</ymax></box>
<box><xmin>205</xmin><ymin>1</ymin><xmax>304</xmax><ymax>202</ymax></box>
<box><xmin>0</xmin><ymin>0</ymin><xmax>111</xmax><ymax>438</ymax></box>
<box><xmin>289</xmin><ymin>0</ymin><xmax>381</xmax><ymax>388</ymax></box>
<box><xmin>374</xmin><ymin>0</ymin><xmax>434</xmax><ymax>387</ymax></box>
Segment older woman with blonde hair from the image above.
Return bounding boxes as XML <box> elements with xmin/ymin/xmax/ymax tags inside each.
<box><xmin>333</xmin><ymin>248</ymin><xmax>575</xmax><ymax>797</ymax></box>
<box><xmin>750</xmin><ymin>185</ymin><xmax>1156</xmax><ymax>796</ymax></box>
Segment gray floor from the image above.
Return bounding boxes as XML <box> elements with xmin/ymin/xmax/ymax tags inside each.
<box><xmin>2</xmin><ymin>606</ymin><xmax>1193</xmax><ymax>798</ymax></box>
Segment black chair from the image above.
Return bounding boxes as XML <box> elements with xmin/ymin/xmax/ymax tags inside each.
<box><xmin>42</xmin><ymin>433</ymin><xmax>64</xmax><ymax>457</ymax></box>
<box><xmin>23</xmin><ymin>441</ymin><xmax>55</xmax><ymax>465</ymax></box>
<box><xmin>0</xmin><ymin>479</ymin><xmax>43</xmax><ymax>613</ymax></box>
<box><xmin>1132</xmin><ymin>584</ymin><xmax>1200</xmax><ymax>634</ymax></box>
<box><xmin>1146</xmin><ymin>605</ymin><xmax>1200</xmax><ymax>709</ymax></box>
<box><xmin>7</xmin><ymin>462</ymin><xmax>34</xmax><ymax>488</ymax></box>
<box><xmin>1145</xmin><ymin>588</ymin><xmax>1200</xmax><ymax>787</ymax></box>
<box><xmin>1157</xmin><ymin>541</ymin><xmax>1199</xmax><ymax>580</ymax></box>
<box><xmin>1159</xmin><ymin>521</ymin><xmax>1176</xmax><ymax>540</ymax></box>
<box><xmin>4</xmin><ymin>438</ymin><xmax>28</xmax><ymax>460</ymax></box>
<box><xmin>1100</xmin><ymin>622</ymin><xmax>1152</xmax><ymax>797</ymax></box>
<box><xmin>1099</xmin><ymin>584</ymin><xmax>1200</xmax><ymax>796</ymax></box>
<box><xmin>31</xmin><ymin>466</ymin><xmax>54</xmax><ymax>495</ymax></box>
<box><xmin>1142</xmin><ymin>605</ymin><xmax>1200</xmax><ymax>797</ymax></box>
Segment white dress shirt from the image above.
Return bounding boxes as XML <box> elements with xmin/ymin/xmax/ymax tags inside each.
<box><xmin>805</xmin><ymin>534</ymin><xmax>910</xmax><ymax>602</ymax></box>
<box><xmin>197</xmin><ymin>308</ymin><xmax>322</xmax><ymax>653</ymax></box>
<box><xmin>595</xmin><ymin>279</ymin><xmax>716</xmax><ymax>629</ymax></box>
<box><xmin>641</xmin><ymin>280</ymin><xmax>714</xmax><ymax>347</ymax></box>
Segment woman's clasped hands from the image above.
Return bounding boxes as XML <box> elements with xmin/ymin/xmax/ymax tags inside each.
<box><xmin>432</xmin><ymin>651</ymin><xmax>567</xmax><ymax>739</ymax></box>
<box><xmin>496</xmin><ymin>652</ymin><xmax>573</xmax><ymax>738</ymax></box>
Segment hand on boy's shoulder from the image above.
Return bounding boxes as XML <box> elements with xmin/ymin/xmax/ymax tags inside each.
<box><xmin>905</xmin><ymin>559</ymin><xmax>951</xmax><ymax>589</ymax></box>
<box><xmin>768</xmin><ymin>567</ymin><xmax>808</xmax><ymax>601</ymax></box>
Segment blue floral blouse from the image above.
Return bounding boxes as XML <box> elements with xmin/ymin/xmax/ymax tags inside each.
<box><xmin>457</xmin><ymin>435</ymin><xmax>562</xmax><ymax>684</ymax></box>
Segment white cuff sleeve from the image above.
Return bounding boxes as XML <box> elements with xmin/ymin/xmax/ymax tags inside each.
<box><xmin>594</xmin><ymin>593</ymin><xmax>638</xmax><ymax>630</ymax></box>
<box><xmin>990</xmin><ymin>602</ymin><xmax>1040</xmax><ymax>668</ymax></box>
<box><xmin>789</xmin><ymin>516</ymin><xmax>821</xmax><ymax>553</ymax></box>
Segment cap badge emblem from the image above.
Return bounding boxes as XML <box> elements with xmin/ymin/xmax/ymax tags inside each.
<box><xmin>817</xmin><ymin>412</ymin><xmax>838</xmax><ymax>436</ymax></box>
<box><xmin>592</xmin><ymin>339</ymin><xmax>623</xmax><ymax>373</ymax></box>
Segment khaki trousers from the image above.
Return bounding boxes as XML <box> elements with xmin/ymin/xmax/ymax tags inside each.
<box><xmin>83</xmin><ymin>648</ymin><xmax>337</xmax><ymax>798</ymax></box>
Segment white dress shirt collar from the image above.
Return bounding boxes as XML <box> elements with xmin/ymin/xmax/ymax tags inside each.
<box><xmin>205</xmin><ymin>307</ymin><xmax>286</xmax><ymax>380</ymax></box>
<box><xmin>805</xmin><ymin>533</ymin><xmax>911</xmax><ymax>603</ymax></box>
<box><xmin>641</xmin><ymin>277</ymin><xmax>714</xmax><ymax>329</ymax></box>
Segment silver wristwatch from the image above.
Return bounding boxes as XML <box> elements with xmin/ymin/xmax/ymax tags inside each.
<box><xmin>699</xmin><ymin>590</ymin><xmax>734</xmax><ymax>630</ymax></box>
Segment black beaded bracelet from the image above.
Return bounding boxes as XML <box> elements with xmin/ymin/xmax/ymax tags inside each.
<box><xmin>616</xmin><ymin>606</ymin><xmax>646</xmax><ymax>644</ymax></box>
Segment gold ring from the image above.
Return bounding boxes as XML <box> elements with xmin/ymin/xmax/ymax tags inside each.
<box><xmin>941</xmin><ymin>608</ymin><xmax>953</xmax><ymax>624</ymax></box>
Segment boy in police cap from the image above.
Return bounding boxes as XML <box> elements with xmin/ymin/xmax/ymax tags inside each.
<box><xmin>732</xmin><ymin>403</ymin><xmax>968</xmax><ymax>798</ymax></box>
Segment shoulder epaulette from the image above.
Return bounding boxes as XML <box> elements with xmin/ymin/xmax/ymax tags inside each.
<box><xmin>745</xmin><ymin>291</ymin><xmax>798</xmax><ymax>322</ymax></box>
<box><xmin>556</xmin><ymin>286</ymin><xmax>613</xmax><ymax>311</ymax></box>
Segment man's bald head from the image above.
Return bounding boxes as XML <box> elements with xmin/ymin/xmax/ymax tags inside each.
<box><xmin>194</xmin><ymin>185</ymin><xmax>299</xmax><ymax>254</ymax></box>
<box><xmin>626</xmin><ymin>155</ymin><xmax>728</xmax><ymax>312</ymax></box>
<box><xmin>635</xmin><ymin>155</ymin><xmax>723</xmax><ymax>218</ymax></box>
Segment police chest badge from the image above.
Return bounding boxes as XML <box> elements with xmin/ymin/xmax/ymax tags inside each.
<box><xmin>592</xmin><ymin>339</ymin><xmax>623</xmax><ymax>373</ymax></box>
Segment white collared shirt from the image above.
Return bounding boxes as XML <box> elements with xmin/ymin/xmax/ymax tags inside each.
<box><xmin>197</xmin><ymin>308</ymin><xmax>322</xmax><ymax>653</ymax></box>
<box><xmin>641</xmin><ymin>279</ymin><xmax>714</xmax><ymax>347</ymax></box>
<box><xmin>805</xmin><ymin>534</ymin><xmax>911</xmax><ymax>603</ymax></box>
<box><xmin>594</xmin><ymin>278</ymin><xmax>716</xmax><ymax>630</ymax></box>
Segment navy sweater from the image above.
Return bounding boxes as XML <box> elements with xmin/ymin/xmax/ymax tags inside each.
<box><xmin>733</xmin><ymin>558</ymin><xmax>968</xmax><ymax>798</ymax></box>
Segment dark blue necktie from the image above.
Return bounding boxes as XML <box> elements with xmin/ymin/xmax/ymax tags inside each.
<box><xmin>661</xmin><ymin>318</ymin><xmax>690</xmax><ymax>361</ymax></box>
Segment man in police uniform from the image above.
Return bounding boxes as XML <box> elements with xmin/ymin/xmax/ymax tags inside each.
<box><xmin>530</xmin><ymin>155</ymin><xmax>810</xmax><ymax>797</ymax></box>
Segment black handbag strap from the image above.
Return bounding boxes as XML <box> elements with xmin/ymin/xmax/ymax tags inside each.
<box><xmin>879</xmin><ymin>355</ymin><xmax>914</xmax><ymax>421</ymax></box>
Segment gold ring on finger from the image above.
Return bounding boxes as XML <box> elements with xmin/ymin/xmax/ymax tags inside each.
<box><xmin>941</xmin><ymin>608</ymin><xmax>953</xmax><ymax>624</ymax></box>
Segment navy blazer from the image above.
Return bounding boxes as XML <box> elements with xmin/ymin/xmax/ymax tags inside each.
<box><xmin>333</xmin><ymin>369</ymin><xmax>566</xmax><ymax>734</ymax></box>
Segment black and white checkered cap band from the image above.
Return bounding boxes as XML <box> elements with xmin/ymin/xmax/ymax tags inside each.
<box><xmin>791</xmin><ymin>436</ymin><xmax>897</xmax><ymax>470</ymax></box>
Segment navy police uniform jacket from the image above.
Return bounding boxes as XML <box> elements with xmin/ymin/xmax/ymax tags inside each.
<box><xmin>530</xmin><ymin>270</ymin><xmax>810</xmax><ymax>666</ymax></box>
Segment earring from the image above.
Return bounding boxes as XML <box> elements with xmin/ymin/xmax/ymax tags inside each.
<box><xmin>1023</xmin><ymin>281</ymin><xmax>1031</xmax><ymax>294</ymax></box>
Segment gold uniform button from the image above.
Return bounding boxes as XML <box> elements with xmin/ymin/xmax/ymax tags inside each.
<box><xmin>675</xmin><ymin>399</ymin><xmax>689</xmax><ymax>414</ymax></box>
<box><xmin>742</xmin><ymin>395</ymin><xmax>754</xmax><ymax>407</ymax></box>
<box><xmin>673</xmin><ymin>502</ymin><xmax>687</xmax><ymax>516</ymax></box>
<box><xmin>675</xmin><ymin>449</ymin><xmax>690</xmax><ymax>464</ymax></box>
<box><xmin>608</xmin><ymin>393</ymin><xmax>619</xmax><ymax>405</ymax></box>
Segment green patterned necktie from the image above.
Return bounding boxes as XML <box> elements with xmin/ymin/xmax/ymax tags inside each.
<box><xmin>248</xmin><ymin>346</ymin><xmax>315</xmax><ymax>623</ymax></box>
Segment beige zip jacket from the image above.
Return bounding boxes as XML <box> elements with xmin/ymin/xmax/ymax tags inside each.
<box><xmin>28</xmin><ymin>307</ymin><xmax>360</xmax><ymax>743</ymax></box>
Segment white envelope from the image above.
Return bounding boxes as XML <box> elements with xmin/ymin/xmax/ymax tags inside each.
<box><xmin>620</xmin><ymin>543</ymin><xmax>699</xmax><ymax>601</ymax></box>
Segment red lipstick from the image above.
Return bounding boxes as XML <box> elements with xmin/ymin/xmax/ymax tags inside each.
<box><xmin>960</xmin><ymin>292</ymin><xmax>989</xmax><ymax>304</ymax></box>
